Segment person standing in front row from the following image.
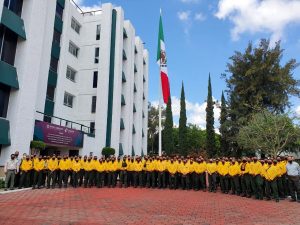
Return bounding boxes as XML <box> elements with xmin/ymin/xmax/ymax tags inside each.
<box><xmin>4</xmin><ymin>154</ymin><xmax>19</xmax><ymax>191</ymax></box>
<box><xmin>286</xmin><ymin>156</ymin><xmax>300</xmax><ymax>202</ymax></box>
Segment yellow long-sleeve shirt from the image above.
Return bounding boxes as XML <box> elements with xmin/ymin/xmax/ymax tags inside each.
<box><xmin>133</xmin><ymin>162</ymin><xmax>143</xmax><ymax>172</ymax></box>
<box><xmin>206</xmin><ymin>163</ymin><xmax>217</xmax><ymax>174</ymax></box>
<box><xmin>84</xmin><ymin>161</ymin><xmax>94</xmax><ymax>171</ymax></box>
<box><xmin>217</xmin><ymin>163</ymin><xmax>229</xmax><ymax>176</ymax></box>
<box><xmin>59</xmin><ymin>159</ymin><xmax>70</xmax><ymax>171</ymax></box>
<box><xmin>179</xmin><ymin>163</ymin><xmax>190</xmax><ymax>175</ymax></box>
<box><xmin>48</xmin><ymin>159</ymin><xmax>58</xmax><ymax>171</ymax></box>
<box><xmin>240</xmin><ymin>162</ymin><xmax>250</xmax><ymax>175</ymax></box>
<box><xmin>72</xmin><ymin>161</ymin><xmax>81</xmax><ymax>172</ymax></box>
<box><xmin>34</xmin><ymin>159</ymin><xmax>45</xmax><ymax>171</ymax></box>
<box><xmin>167</xmin><ymin>163</ymin><xmax>177</xmax><ymax>174</ymax></box>
<box><xmin>249</xmin><ymin>162</ymin><xmax>263</xmax><ymax>176</ymax></box>
<box><xmin>156</xmin><ymin>161</ymin><xmax>166</xmax><ymax>172</ymax></box>
<box><xmin>262</xmin><ymin>164</ymin><xmax>280</xmax><ymax>181</ymax></box>
<box><xmin>228</xmin><ymin>162</ymin><xmax>241</xmax><ymax>176</ymax></box>
<box><xmin>194</xmin><ymin>162</ymin><xmax>206</xmax><ymax>174</ymax></box>
<box><xmin>20</xmin><ymin>159</ymin><xmax>33</xmax><ymax>171</ymax></box>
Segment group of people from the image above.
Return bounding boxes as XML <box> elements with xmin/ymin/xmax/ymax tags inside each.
<box><xmin>3</xmin><ymin>152</ymin><xmax>300</xmax><ymax>203</ymax></box>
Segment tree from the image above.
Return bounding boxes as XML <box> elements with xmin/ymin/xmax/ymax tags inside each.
<box><xmin>179</xmin><ymin>82</ymin><xmax>188</xmax><ymax>156</ymax></box>
<box><xmin>206</xmin><ymin>74</ymin><xmax>216</xmax><ymax>157</ymax></box>
<box><xmin>219</xmin><ymin>91</ymin><xmax>230</xmax><ymax>156</ymax></box>
<box><xmin>237</xmin><ymin>110</ymin><xmax>300</xmax><ymax>157</ymax></box>
<box><xmin>223</xmin><ymin>39</ymin><xmax>300</xmax><ymax>156</ymax></box>
<box><xmin>147</xmin><ymin>102</ymin><xmax>166</xmax><ymax>155</ymax></box>
<box><xmin>163</xmin><ymin>96</ymin><xmax>174</xmax><ymax>155</ymax></box>
<box><xmin>102</xmin><ymin>147</ymin><xmax>115</xmax><ymax>158</ymax></box>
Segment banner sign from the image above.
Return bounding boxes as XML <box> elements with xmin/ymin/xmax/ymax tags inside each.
<box><xmin>34</xmin><ymin>121</ymin><xmax>83</xmax><ymax>147</ymax></box>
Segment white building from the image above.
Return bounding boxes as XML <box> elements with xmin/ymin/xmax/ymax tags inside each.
<box><xmin>0</xmin><ymin>0</ymin><xmax>148</xmax><ymax>166</ymax></box>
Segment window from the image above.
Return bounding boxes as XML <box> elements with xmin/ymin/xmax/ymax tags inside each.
<box><xmin>50</xmin><ymin>56</ymin><xmax>58</xmax><ymax>72</ymax></box>
<box><xmin>4</xmin><ymin>0</ymin><xmax>23</xmax><ymax>17</ymax></box>
<box><xmin>0</xmin><ymin>83</ymin><xmax>10</xmax><ymax>118</ymax></box>
<box><xmin>0</xmin><ymin>26</ymin><xmax>18</xmax><ymax>66</ymax></box>
<box><xmin>96</xmin><ymin>25</ymin><xmax>101</xmax><ymax>40</ymax></box>
<box><xmin>66</xmin><ymin>66</ymin><xmax>76</xmax><ymax>82</ymax></box>
<box><xmin>71</xmin><ymin>18</ymin><xmax>81</xmax><ymax>34</ymax></box>
<box><xmin>46</xmin><ymin>86</ymin><xmax>55</xmax><ymax>101</ymax></box>
<box><xmin>91</xmin><ymin>96</ymin><xmax>97</xmax><ymax>113</ymax></box>
<box><xmin>55</xmin><ymin>3</ymin><xmax>63</xmax><ymax>20</ymax></box>
<box><xmin>64</xmin><ymin>92</ymin><xmax>74</xmax><ymax>108</ymax></box>
<box><xmin>93</xmin><ymin>71</ymin><xmax>98</xmax><ymax>88</ymax></box>
<box><xmin>94</xmin><ymin>47</ymin><xmax>99</xmax><ymax>63</ymax></box>
<box><xmin>69</xmin><ymin>42</ymin><xmax>79</xmax><ymax>57</ymax></box>
<box><xmin>53</xmin><ymin>30</ymin><xmax>61</xmax><ymax>45</ymax></box>
<box><xmin>90</xmin><ymin>122</ymin><xmax>95</xmax><ymax>134</ymax></box>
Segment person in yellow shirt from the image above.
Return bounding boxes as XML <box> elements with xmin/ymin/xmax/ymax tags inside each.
<box><xmin>133</xmin><ymin>157</ymin><xmax>144</xmax><ymax>187</ymax></box>
<box><xmin>59</xmin><ymin>155</ymin><xmax>70</xmax><ymax>188</ymax></box>
<box><xmin>167</xmin><ymin>159</ymin><xmax>177</xmax><ymax>189</ymax></box>
<box><xmin>84</xmin><ymin>157</ymin><xmax>94</xmax><ymax>188</ymax></box>
<box><xmin>218</xmin><ymin>159</ymin><xmax>229</xmax><ymax>194</ymax></box>
<box><xmin>276</xmin><ymin>157</ymin><xmax>287</xmax><ymax>199</ymax></box>
<box><xmin>156</xmin><ymin>157</ymin><xmax>166</xmax><ymax>189</ymax></box>
<box><xmin>240</xmin><ymin>158</ymin><xmax>251</xmax><ymax>197</ymax></box>
<box><xmin>228</xmin><ymin>158</ymin><xmax>241</xmax><ymax>195</ymax></box>
<box><xmin>207</xmin><ymin>159</ymin><xmax>217</xmax><ymax>192</ymax></box>
<box><xmin>119</xmin><ymin>157</ymin><xmax>128</xmax><ymax>188</ymax></box>
<box><xmin>262</xmin><ymin>160</ymin><xmax>280</xmax><ymax>202</ymax></box>
<box><xmin>145</xmin><ymin>158</ymin><xmax>154</xmax><ymax>188</ymax></box>
<box><xmin>19</xmin><ymin>155</ymin><xmax>33</xmax><ymax>188</ymax></box>
<box><xmin>47</xmin><ymin>155</ymin><xmax>58</xmax><ymax>189</ymax></box>
<box><xmin>198</xmin><ymin>158</ymin><xmax>207</xmax><ymax>191</ymax></box>
<box><xmin>90</xmin><ymin>156</ymin><xmax>98</xmax><ymax>187</ymax></box>
<box><xmin>179</xmin><ymin>159</ymin><xmax>190</xmax><ymax>190</ymax></box>
<box><xmin>79</xmin><ymin>155</ymin><xmax>87</xmax><ymax>186</ymax></box>
<box><xmin>72</xmin><ymin>157</ymin><xmax>81</xmax><ymax>188</ymax></box>
<box><xmin>33</xmin><ymin>155</ymin><xmax>45</xmax><ymax>189</ymax></box>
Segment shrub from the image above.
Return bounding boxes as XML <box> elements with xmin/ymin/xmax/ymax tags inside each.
<box><xmin>30</xmin><ymin>140</ymin><xmax>46</xmax><ymax>150</ymax></box>
<box><xmin>102</xmin><ymin>147</ymin><xmax>115</xmax><ymax>158</ymax></box>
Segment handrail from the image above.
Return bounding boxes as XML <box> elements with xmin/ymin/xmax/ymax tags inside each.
<box><xmin>36</xmin><ymin>111</ymin><xmax>95</xmax><ymax>135</ymax></box>
<box><xmin>70</xmin><ymin>0</ymin><xmax>102</xmax><ymax>15</ymax></box>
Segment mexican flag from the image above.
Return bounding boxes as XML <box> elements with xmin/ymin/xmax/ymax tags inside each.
<box><xmin>157</xmin><ymin>12</ymin><xmax>170</xmax><ymax>104</ymax></box>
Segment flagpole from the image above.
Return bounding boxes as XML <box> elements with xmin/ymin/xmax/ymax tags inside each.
<box><xmin>158</xmin><ymin>8</ymin><xmax>163</xmax><ymax>156</ymax></box>
<box><xmin>159</xmin><ymin>72</ymin><xmax>162</xmax><ymax>156</ymax></box>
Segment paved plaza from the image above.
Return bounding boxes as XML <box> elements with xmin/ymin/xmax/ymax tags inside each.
<box><xmin>0</xmin><ymin>188</ymin><xmax>300</xmax><ymax>225</ymax></box>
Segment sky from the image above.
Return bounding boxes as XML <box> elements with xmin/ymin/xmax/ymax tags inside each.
<box><xmin>74</xmin><ymin>0</ymin><xmax>300</xmax><ymax>129</ymax></box>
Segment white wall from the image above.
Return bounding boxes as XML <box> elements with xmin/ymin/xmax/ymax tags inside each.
<box><xmin>0</xmin><ymin>0</ymin><xmax>3</xmax><ymax>19</ymax></box>
<box><xmin>1</xmin><ymin>0</ymin><xmax>56</xmax><ymax>165</ymax></box>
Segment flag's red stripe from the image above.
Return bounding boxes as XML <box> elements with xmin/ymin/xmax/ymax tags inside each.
<box><xmin>161</xmin><ymin>71</ymin><xmax>170</xmax><ymax>104</ymax></box>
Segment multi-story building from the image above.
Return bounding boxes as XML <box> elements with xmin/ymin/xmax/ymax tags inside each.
<box><xmin>0</xmin><ymin>0</ymin><xmax>148</xmax><ymax>166</ymax></box>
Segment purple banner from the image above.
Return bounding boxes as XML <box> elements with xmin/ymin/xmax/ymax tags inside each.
<box><xmin>34</xmin><ymin>121</ymin><xmax>83</xmax><ymax>147</ymax></box>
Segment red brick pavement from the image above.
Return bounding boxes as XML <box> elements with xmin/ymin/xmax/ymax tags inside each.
<box><xmin>0</xmin><ymin>188</ymin><xmax>300</xmax><ymax>225</ymax></box>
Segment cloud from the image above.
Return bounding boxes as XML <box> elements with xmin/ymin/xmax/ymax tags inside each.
<box><xmin>72</xmin><ymin>0</ymin><xmax>102</xmax><ymax>13</ymax></box>
<box><xmin>296</xmin><ymin>106</ymin><xmax>300</xmax><ymax>116</ymax></box>
<box><xmin>215</xmin><ymin>0</ymin><xmax>300</xmax><ymax>43</ymax></box>
<box><xmin>180</xmin><ymin>0</ymin><xmax>200</xmax><ymax>3</ymax></box>
<box><xmin>194</xmin><ymin>12</ymin><xmax>206</xmax><ymax>21</ymax></box>
<box><xmin>177</xmin><ymin>11</ymin><xmax>191</xmax><ymax>21</ymax></box>
<box><xmin>151</xmin><ymin>96</ymin><xmax>221</xmax><ymax>132</ymax></box>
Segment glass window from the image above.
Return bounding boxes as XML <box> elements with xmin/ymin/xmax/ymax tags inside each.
<box><xmin>93</xmin><ymin>71</ymin><xmax>98</xmax><ymax>88</ymax></box>
<box><xmin>96</xmin><ymin>25</ymin><xmax>101</xmax><ymax>40</ymax></box>
<box><xmin>90</xmin><ymin>122</ymin><xmax>95</xmax><ymax>134</ymax></box>
<box><xmin>69</xmin><ymin>42</ymin><xmax>79</xmax><ymax>57</ymax></box>
<box><xmin>66</xmin><ymin>66</ymin><xmax>76</xmax><ymax>82</ymax></box>
<box><xmin>56</xmin><ymin>3</ymin><xmax>63</xmax><ymax>20</ymax></box>
<box><xmin>46</xmin><ymin>85</ymin><xmax>55</xmax><ymax>101</ymax></box>
<box><xmin>4</xmin><ymin>0</ymin><xmax>23</xmax><ymax>17</ymax></box>
<box><xmin>0</xmin><ymin>27</ymin><xmax>18</xmax><ymax>66</ymax></box>
<box><xmin>43</xmin><ymin>116</ymin><xmax>52</xmax><ymax>123</ymax></box>
<box><xmin>63</xmin><ymin>92</ymin><xmax>74</xmax><ymax>108</ymax></box>
<box><xmin>94</xmin><ymin>47</ymin><xmax>99</xmax><ymax>63</ymax></box>
<box><xmin>71</xmin><ymin>18</ymin><xmax>81</xmax><ymax>34</ymax></box>
<box><xmin>91</xmin><ymin>96</ymin><xmax>96</xmax><ymax>113</ymax></box>
<box><xmin>0</xmin><ymin>83</ymin><xmax>10</xmax><ymax>118</ymax></box>
<box><xmin>53</xmin><ymin>29</ymin><xmax>61</xmax><ymax>45</ymax></box>
<box><xmin>50</xmin><ymin>56</ymin><xmax>58</xmax><ymax>72</ymax></box>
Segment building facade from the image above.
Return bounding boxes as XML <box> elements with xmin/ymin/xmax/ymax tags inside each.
<box><xmin>0</xmin><ymin>0</ymin><xmax>148</xmax><ymax>166</ymax></box>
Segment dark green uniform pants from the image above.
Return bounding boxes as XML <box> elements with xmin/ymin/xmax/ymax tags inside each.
<box><xmin>265</xmin><ymin>179</ymin><xmax>279</xmax><ymax>201</ymax></box>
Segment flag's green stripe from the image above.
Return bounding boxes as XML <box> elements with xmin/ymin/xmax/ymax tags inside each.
<box><xmin>157</xmin><ymin>14</ymin><xmax>165</xmax><ymax>62</ymax></box>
